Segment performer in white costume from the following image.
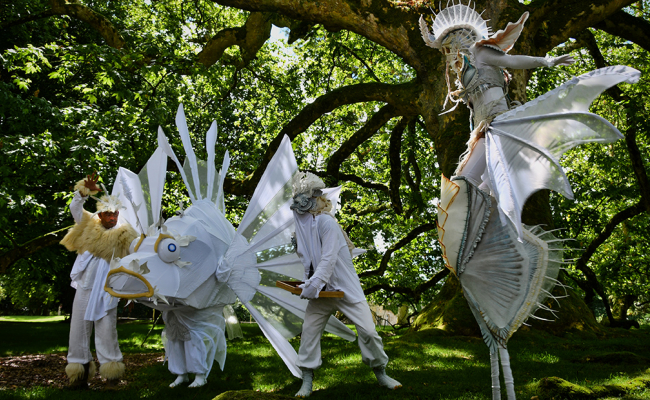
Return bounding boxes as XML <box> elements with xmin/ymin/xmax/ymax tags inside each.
<box><xmin>60</xmin><ymin>173</ymin><xmax>137</xmax><ymax>388</ymax></box>
<box><xmin>420</xmin><ymin>2</ymin><xmax>640</xmax><ymax>399</ymax></box>
<box><xmin>104</xmin><ymin>106</ymin><xmax>358</xmax><ymax>389</ymax></box>
<box><xmin>290</xmin><ymin>172</ymin><xmax>401</xmax><ymax>398</ymax></box>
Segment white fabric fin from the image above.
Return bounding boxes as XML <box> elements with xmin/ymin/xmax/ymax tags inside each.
<box><xmin>175</xmin><ymin>104</ymin><xmax>202</xmax><ymax>200</ymax></box>
<box><xmin>159</xmin><ymin>126</ymin><xmax>196</xmax><ymax>202</ymax></box>
<box><xmin>244</xmin><ymin>302</ymin><xmax>301</xmax><ymax>378</ymax></box>
<box><xmin>238</xmin><ymin>135</ymin><xmax>298</xmax><ymax>240</ymax></box>
<box><xmin>216</xmin><ymin>151</ymin><xmax>230</xmax><ymax>213</ymax></box>
<box><xmin>488</xmin><ymin>66</ymin><xmax>639</xmax><ymax>239</ymax></box>
<box><xmin>206</xmin><ymin>121</ymin><xmax>218</xmax><ymax>203</ymax></box>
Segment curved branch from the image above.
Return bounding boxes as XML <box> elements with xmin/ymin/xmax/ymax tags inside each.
<box><xmin>327</xmin><ymin>105</ymin><xmax>399</xmax><ymax>178</ymax></box>
<box><xmin>336</xmin><ymin>172</ymin><xmax>389</xmax><ymax>193</ymax></box>
<box><xmin>593</xmin><ymin>10</ymin><xmax>650</xmax><ymax>53</ymax></box>
<box><xmin>337</xmin><ymin>43</ymin><xmax>382</xmax><ymax>83</ymax></box>
<box><xmin>359</xmin><ymin>222</ymin><xmax>436</xmax><ymax>278</ymax></box>
<box><xmin>213</xmin><ymin>0</ymin><xmax>425</xmax><ymax>71</ymax></box>
<box><xmin>198</xmin><ymin>12</ymin><xmax>272</xmax><ymax>67</ymax></box>
<box><xmin>0</xmin><ymin>226</ymin><xmax>72</xmax><ymax>274</ymax></box>
<box><xmin>363</xmin><ymin>268</ymin><xmax>449</xmax><ymax>300</ymax></box>
<box><xmin>309</xmin><ymin>170</ymin><xmax>389</xmax><ymax>193</ymax></box>
<box><xmin>224</xmin><ymin>81</ymin><xmax>420</xmax><ymax>195</ymax></box>
<box><xmin>49</xmin><ymin>0</ymin><xmax>126</xmax><ymax>49</ymax></box>
<box><xmin>528</xmin><ymin>0</ymin><xmax>636</xmax><ymax>53</ymax></box>
<box><xmin>354</xmin><ymin>203</ymin><xmax>391</xmax><ymax>216</ymax></box>
<box><xmin>574</xmin><ymin>202</ymin><xmax>645</xmax><ymax>324</ymax></box>
<box><xmin>389</xmin><ymin>117</ymin><xmax>408</xmax><ymax>214</ymax></box>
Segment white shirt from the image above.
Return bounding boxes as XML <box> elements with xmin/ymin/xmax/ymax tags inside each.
<box><xmin>293</xmin><ymin>211</ymin><xmax>366</xmax><ymax>304</ymax></box>
<box><xmin>68</xmin><ymin>192</ymin><xmax>118</xmax><ymax>321</ymax></box>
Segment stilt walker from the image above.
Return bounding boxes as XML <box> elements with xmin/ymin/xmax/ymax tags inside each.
<box><xmin>419</xmin><ymin>2</ymin><xmax>640</xmax><ymax>399</ymax></box>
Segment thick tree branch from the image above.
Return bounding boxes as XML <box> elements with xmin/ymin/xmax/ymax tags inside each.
<box><xmin>359</xmin><ymin>222</ymin><xmax>436</xmax><ymax>278</ymax></box>
<box><xmin>49</xmin><ymin>0</ymin><xmax>126</xmax><ymax>49</ymax></box>
<box><xmin>327</xmin><ymin>104</ymin><xmax>399</xmax><ymax>178</ymax></box>
<box><xmin>593</xmin><ymin>10</ymin><xmax>650</xmax><ymax>53</ymax></box>
<box><xmin>224</xmin><ymin>81</ymin><xmax>419</xmax><ymax>195</ymax></box>
<box><xmin>212</xmin><ymin>0</ymin><xmax>425</xmax><ymax>71</ymax></box>
<box><xmin>528</xmin><ymin>0</ymin><xmax>637</xmax><ymax>54</ymax></box>
<box><xmin>198</xmin><ymin>12</ymin><xmax>272</xmax><ymax>67</ymax></box>
<box><xmin>0</xmin><ymin>226</ymin><xmax>71</xmax><ymax>274</ymax></box>
<box><xmin>389</xmin><ymin>117</ymin><xmax>408</xmax><ymax>214</ymax></box>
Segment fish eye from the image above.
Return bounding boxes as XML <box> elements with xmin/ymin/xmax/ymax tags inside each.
<box><xmin>155</xmin><ymin>234</ymin><xmax>181</xmax><ymax>263</ymax></box>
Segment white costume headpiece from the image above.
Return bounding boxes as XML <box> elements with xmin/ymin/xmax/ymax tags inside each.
<box><xmin>92</xmin><ymin>184</ymin><xmax>124</xmax><ymax>213</ymax></box>
<box><xmin>419</xmin><ymin>1</ymin><xmax>490</xmax><ymax>50</ymax></box>
<box><xmin>290</xmin><ymin>172</ymin><xmax>325</xmax><ymax>214</ymax></box>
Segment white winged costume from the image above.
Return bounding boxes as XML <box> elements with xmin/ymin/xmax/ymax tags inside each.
<box><xmin>104</xmin><ymin>105</ymin><xmax>356</xmax><ymax>387</ymax></box>
<box><xmin>420</xmin><ymin>2</ymin><xmax>640</xmax><ymax>400</ymax></box>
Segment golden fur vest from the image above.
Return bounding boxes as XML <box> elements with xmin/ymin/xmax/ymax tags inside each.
<box><xmin>60</xmin><ymin>210</ymin><xmax>137</xmax><ymax>262</ymax></box>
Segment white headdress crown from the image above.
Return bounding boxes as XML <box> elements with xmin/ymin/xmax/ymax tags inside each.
<box><xmin>419</xmin><ymin>1</ymin><xmax>491</xmax><ymax>50</ymax></box>
<box><xmin>291</xmin><ymin>172</ymin><xmax>325</xmax><ymax>198</ymax></box>
<box><xmin>93</xmin><ymin>184</ymin><xmax>123</xmax><ymax>213</ymax></box>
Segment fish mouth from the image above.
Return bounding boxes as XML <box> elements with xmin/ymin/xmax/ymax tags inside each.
<box><xmin>105</xmin><ymin>266</ymin><xmax>154</xmax><ymax>299</ymax></box>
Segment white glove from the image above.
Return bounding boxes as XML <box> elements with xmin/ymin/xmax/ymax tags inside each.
<box><xmin>299</xmin><ymin>278</ymin><xmax>326</xmax><ymax>300</ymax></box>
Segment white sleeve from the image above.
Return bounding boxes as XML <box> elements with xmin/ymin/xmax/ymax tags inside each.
<box><xmin>310</xmin><ymin>216</ymin><xmax>341</xmax><ymax>285</ymax></box>
<box><xmin>70</xmin><ymin>191</ymin><xmax>88</xmax><ymax>224</ymax></box>
<box><xmin>476</xmin><ymin>46</ymin><xmax>549</xmax><ymax>70</ymax></box>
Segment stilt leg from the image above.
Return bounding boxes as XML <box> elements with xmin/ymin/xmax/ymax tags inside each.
<box><xmin>490</xmin><ymin>350</ymin><xmax>501</xmax><ymax>400</ymax></box>
<box><xmin>499</xmin><ymin>347</ymin><xmax>516</xmax><ymax>400</ymax></box>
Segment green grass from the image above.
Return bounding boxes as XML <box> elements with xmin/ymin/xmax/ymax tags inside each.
<box><xmin>0</xmin><ymin>316</ymin><xmax>67</xmax><ymax>323</ymax></box>
<box><xmin>1</xmin><ymin>319</ymin><xmax>649</xmax><ymax>399</ymax></box>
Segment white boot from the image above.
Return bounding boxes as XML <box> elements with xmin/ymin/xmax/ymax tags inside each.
<box><xmin>295</xmin><ymin>368</ymin><xmax>314</xmax><ymax>397</ymax></box>
<box><xmin>373</xmin><ymin>366</ymin><xmax>401</xmax><ymax>389</ymax></box>
<box><xmin>189</xmin><ymin>373</ymin><xmax>207</xmax><ymax>388</ymax></box>
<box><xmin>169</xmin><ymin>374</ymin><xmax>188</xmax><ymax>388</ymax></box>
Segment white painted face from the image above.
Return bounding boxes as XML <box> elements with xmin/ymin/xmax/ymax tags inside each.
<box><xmin>106</xmin><ymin>200</ymin><xmax>233</xmax><ymax>306</ymax></box>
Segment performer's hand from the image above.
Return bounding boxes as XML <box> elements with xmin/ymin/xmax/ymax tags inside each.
<box><xmin>299</xmin><ymin>279</ymin><xmax>324</xmax><ymax>300</ymax></box>
<box><xmin>84</xmin><ymin>172</ymin><xmax>102</xmax><ymax>193</ymax></box>
<box><xmin>551</xmin><ymin>54</ymin><xmax>574</xmax><ymax>66</ymax></box>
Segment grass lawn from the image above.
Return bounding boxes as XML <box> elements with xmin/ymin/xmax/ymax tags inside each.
<box><xmin>0</xmin><ymin>316</ymin><xmax>67</xmax><ymax>323</ymax></box>
<box><xmin>0</xmin><ymin>318</ymin><xmax>649</xmax><ymax>399</ymax></box>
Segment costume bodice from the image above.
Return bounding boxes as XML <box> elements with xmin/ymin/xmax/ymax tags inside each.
<box><xmin>460</xmin><ymin>59</ymin><xmax>509</xmax><ymax>125</ymax></box>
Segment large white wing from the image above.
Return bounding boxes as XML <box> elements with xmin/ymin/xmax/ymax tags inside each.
<box><xmin>222</xmin><ymin>135</ymin><xmax>356</xmax><ymax>378</ymax></box>
<box><xmin>487</xmin><ymin>66</ymin><xmax>640</xmax><ymax>239</ymax></box>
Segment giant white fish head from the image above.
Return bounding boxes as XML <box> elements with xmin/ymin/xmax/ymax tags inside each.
<box><xmin>106</xmin><ymin>199</ymin><xmax>236</xmax><ymax>308</ymax></box>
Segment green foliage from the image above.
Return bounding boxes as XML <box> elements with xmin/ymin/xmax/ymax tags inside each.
<box><xmin>528</xmin><ymin>22</ymin><xmax>650</xmax><ymax>323</ymax></box>
<box><xmin>1</xmin><ymin>0</ymin><xmax>648</xmax><ymax>325</ymax></box>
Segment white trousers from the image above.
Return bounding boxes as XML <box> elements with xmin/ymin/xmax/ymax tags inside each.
<box><xmin>162</xmin><ymin>305</ymin><xmax>227</xmax><ymax>376</ymax></box>
<box><xmin>67</xmin><ymin>287</ymin><xmax>122</xmax><ymax>365</ymax></box>
<box><xmin>297</xmin><ymin>298</ymin><xmax>388</xmax><ymax>370</ymax></box>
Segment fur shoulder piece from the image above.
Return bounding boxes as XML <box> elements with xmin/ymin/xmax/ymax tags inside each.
<box><xmin>60</xmin><ymin>211</ymin><xmax>137</xmax><ymax>262</ymax></box>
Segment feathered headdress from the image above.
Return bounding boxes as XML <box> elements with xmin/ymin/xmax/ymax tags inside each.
<box><xmin>92</xmin><ymin>184</ymin><xmax>124</xmax><ymax>213</ymax></box>
<box><xmin>419</xmin><ymin>1</ymin><xmax>490</xmax><ymax>50</ymax></box>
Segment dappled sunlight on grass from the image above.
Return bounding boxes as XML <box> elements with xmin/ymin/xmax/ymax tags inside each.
<box><xmin>0</xmin><ymin>316</ymin><xmax>67</xmax><ymax>323</ymax></box>
<box><xmin>516</xmin><ymin>349</ymin><xmax>560</xmax><ymax>364</ymax></box>
<box><xmin>2</xmin><ymin>320</ymin><xmax>650</xmax><ymax>399</ymax></box>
